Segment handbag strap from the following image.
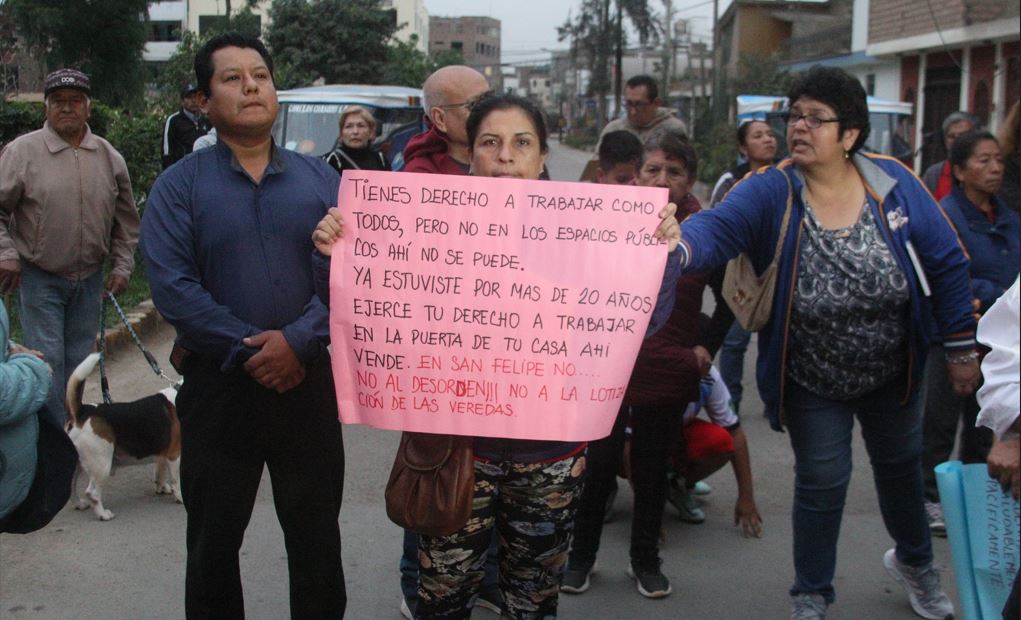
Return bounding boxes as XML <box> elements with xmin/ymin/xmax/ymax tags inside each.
<box><xmin>768</xmin><ymin>170</ymin><xmax>795</xmax><ymax>267</ymax></box>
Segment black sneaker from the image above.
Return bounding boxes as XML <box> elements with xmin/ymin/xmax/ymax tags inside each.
<box><xmin>560</xmin><ymin>559</ymin><xmax>596</xmax><ymax>594</ymax></box>
<box><xmin>627</xmin><ymin>559</ymin><xmax>671</xmax><ymax>598</ymax></box>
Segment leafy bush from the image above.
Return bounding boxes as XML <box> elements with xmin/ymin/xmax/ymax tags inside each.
<box><xmin>0</xmin><ymin>100</ymin><xmax>42</xmax><ymax>147</ymax></box>
<box><xmin>105</xmin><ymin>109</ymin><xmax>164</xmax><ymax>213</ymax></box>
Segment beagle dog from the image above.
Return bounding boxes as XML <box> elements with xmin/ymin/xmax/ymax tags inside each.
<box><xmin>64</xmin><ymin>353</ymin><xmax>182</xmax><ymax>520</ymax></box>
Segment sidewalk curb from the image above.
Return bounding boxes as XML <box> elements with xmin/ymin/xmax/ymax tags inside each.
<box><xmin>101</xmin><ymin>299</ymin><xmax>164</xmax><ymax>353</ymax></box>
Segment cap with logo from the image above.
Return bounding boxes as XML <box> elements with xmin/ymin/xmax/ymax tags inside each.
<box><xmin>44</xmin><ymin>68</ymin><xmax>91</xmax><ymax>97</ymax></box>
<box><xmin>180</xmin><ymin>84</ymin><xmax>201</xmax><ymax>99</ymax></box>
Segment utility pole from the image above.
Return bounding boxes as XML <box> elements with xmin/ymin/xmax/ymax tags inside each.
<box><xmin>711</xmin><ymin>0</ymin><xmax>721</xmax><ymax>120</ymax></box>
<box><xmin>660</xmin><ymin>0</ymin><xmax>673</xmax><ymax>101</ymax></box>
<box><xmin>614</xmin><ymin>0</ymin><xmax>623</xmax><ymax>120</ymax></box>
<box><xmin>596</xmin><ymin>0</ymin><xmax>610</xmax><ymax>128</ymax></box>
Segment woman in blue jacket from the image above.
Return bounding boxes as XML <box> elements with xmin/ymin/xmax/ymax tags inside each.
<box><xmin>676</xmin><ymin>66</ymin><xmax>976</xmax><ymax>620</ymax></box>
<box><xmin>922</xmin><ymin>130</ymin><xmax>1019</xmax><ymax>534</ymax></box>
<box><xmin>0</xmin><ymin>299</ymin><xmax>53</xmax><ymax>522</ymax></box>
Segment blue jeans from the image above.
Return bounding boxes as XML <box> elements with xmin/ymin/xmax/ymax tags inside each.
<box><xmin>717</xmin><ymin>322</ymin><xmax>751</xmax><ymax>411</ymax></box>
<box><xmin>786</xmin><ymin>379</ymin><xmax>932</xmax><ymax>604</ymax></box>
<box><xmin>18</xmin><ymin>262</ymin><xmax>103</xmax><ymax>426</ymax></box>
<box><xmin>401</xmin><ymin>528</ymin><xmax>500</xmax><ymax>615</ymax></box>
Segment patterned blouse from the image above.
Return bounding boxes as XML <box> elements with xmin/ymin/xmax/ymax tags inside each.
<box><xmin>787</xmin><ymin>202</ymin><xmax>910</xmax><ymax>400</ymax></box>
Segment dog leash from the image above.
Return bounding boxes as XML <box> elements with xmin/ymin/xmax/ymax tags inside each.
<box><xmin>98</xmin><ymin>294</ymin><xmax>114</xmax><ymax>405</ymax></box>
<box><xmin>98</xmin><ymin>291</ymin><xmax>182</xmax><ymax>403</ymax></box>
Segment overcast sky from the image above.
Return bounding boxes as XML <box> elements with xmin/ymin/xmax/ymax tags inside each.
<box><xmin>423</xmin><ymin>0</ymin><xmax>723</xmax><ymax>66</ymax></box>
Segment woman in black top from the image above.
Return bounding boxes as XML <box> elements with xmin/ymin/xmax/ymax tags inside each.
<box><xmin>324</xmin><ymin>105</ymin><xmax>390</xmax><ymax>174</ymax></box>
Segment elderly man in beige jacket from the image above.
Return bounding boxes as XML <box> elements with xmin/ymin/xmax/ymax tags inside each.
<box><xmin>0</xmin><ymin>68</ymin><xmax>139</xmax><ymax>425</ymax></box>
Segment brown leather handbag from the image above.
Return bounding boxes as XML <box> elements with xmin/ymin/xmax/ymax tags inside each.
<box><xmin>722</xmin><ymin>170</ymin><xmax>794</xmax><ymax>331</ymax></box>
<box><xmin>384</xmin><ymin>431</ymin><xmax>475</xmax><ymax>537</ymax></box>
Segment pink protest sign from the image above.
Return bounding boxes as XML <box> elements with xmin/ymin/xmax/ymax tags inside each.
<box><xmin>329</xmin><ymin>170</ymin><xmax>669</xmax><ymax>441</ymax></box>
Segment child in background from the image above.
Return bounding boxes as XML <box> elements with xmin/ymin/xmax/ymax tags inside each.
<box><xmin>666</xmin><ymin>365</ymin><xmax>763</xmax><ymax>538</ymax></box>
<box><xmin>595</xmin><ymin>130</ymin><xmax>643</xmax><ymax>186</ymax></box>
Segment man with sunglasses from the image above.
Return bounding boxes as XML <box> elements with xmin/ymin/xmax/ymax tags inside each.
<box><xmin>595</xmin><ymin>75</ymin><xmax>688</xmax><ymax>152</ymax></box>
<box><xmin>403</xmin><ymin>65</ymin><xmax>492</xmax><ymax>175</ymax></box>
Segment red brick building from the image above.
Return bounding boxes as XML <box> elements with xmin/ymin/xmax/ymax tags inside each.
<box><xmin>866</xmin><ymin>0</ymin><xmax>1019</xmax><ymax>169</ymax></box>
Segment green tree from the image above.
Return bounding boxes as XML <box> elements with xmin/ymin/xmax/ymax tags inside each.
<box><xmin>381</xmin><ymin>35</ymin><xmax>464</xmax><ymax>88</ymax></box>
<box><xmin>559</xmin><ymin>0</ymin><xmax>658</xmax><ymax>128</ymax></box>
<box><xmin>266</xmin><ymin>0</ymin><xmax>398</xmax><ymax>85</ymax></box>
<box><xmin>4</xmin><ymin>0</ymin><xmax>149</xmax><ymax>109</ymax></box>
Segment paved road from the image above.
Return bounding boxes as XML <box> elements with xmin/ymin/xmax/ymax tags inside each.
<box><xmin>2</xmin><ymin>141</ymin><xmax>958</xmax><ymax>619</ymax></box>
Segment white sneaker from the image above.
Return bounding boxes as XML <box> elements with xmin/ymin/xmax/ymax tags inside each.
<box><xmin>400</xmin><ymin>597</ymin><xmax>414</xmax><ymax>620</ymax></box>
<box><xmin>790</xmin><ymin>593</ymin><xmax>828</xmax><ymax>619</ymax></box>
<box><xmin>883</xmin><ymin>548</ymin><xmax>955</xmax><ymax>619</ymax></box>
<box><xmin>924</xmin><ymin>500</ymin><xmax>946</xmax><ymax>537</ymax></box>
<box><xmin>666</xmin><ymin>477</ymin><xmax>705</xmax><ymax>524</ymax></box>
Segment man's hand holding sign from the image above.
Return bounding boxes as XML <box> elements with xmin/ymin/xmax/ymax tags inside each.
<box><xmin>322</xmin><ymin>171</ymin><xmax>677</xmax><ymax>442</ymax></box>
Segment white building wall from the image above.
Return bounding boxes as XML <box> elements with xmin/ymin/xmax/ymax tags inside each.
<box><xmin>382</xmin><ymin>0</ymin><xmax>429</xmax><ymax>52</ymax></box>
<box><xmin>145</xmin><ymin>1</ymin><xmax>188</xmax><ymax>63</ymax></box>
<box><xmin>186</xmin><ymin>0</ymin><xmax>273</xmax><ymax>35</ymax></box>
<box><xmin>851</xmin><ymin>0</ymin><xmax>869</xmax><ymax>52</ymax></box>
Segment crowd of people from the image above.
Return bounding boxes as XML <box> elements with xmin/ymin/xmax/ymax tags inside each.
<box><xmin>0</xmin><ymin>29</ymin><xmax>1018</xmax><ymax>620</ymax></box>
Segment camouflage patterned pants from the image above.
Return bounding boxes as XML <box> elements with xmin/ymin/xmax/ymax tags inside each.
<box><xmin>416</xmin><ymin>451</ymin><xmax>586</xmax><ymax>619</ymax></box>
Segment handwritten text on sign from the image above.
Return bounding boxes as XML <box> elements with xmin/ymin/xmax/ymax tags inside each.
<box><xmin>330</xmin><ymin>171</ymin><xmax>668</xmax><ymax>441</ymax></box>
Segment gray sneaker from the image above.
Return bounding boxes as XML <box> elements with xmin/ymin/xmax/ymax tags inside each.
<box><xmin>666</xmin><ymin>477</ymin><xmax>705</xmax><ymax>524</ymax></box>
<box><xmin>883</xmin><ymin>548</ymin><xmax>955</xmax><ymax>620</ymax></box>
<box><xmin>924</xmin><ymin>500</ymin><xmax>947</xmax><ymax>537</ymax></box>
<box><xmin>790</xmin><ymin>593</ymin><xmax>828</xmax><ymax>619</ymax></box>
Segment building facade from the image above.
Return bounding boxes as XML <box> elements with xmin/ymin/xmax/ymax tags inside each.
<box><xmin>429</xmin><ymin>15</ymin><xmax>502</xmax><ymax>91</ymax></box>
<box><xmin>380</xmin><ymin>0</ymin><xmax>429</xmax><ymax>53</ymax></box>
<box><xmin>866</xmin><ymin>0</ymin><xmax>1019</xmax><ymax>169</ymax></box>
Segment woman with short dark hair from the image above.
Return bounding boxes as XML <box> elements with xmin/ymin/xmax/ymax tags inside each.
<box><xmin>676</xmin><ymin>65</ymin><xmax>973</xmax><ymax>619</ymax></box>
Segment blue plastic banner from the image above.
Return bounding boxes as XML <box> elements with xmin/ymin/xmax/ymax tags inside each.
<box><xmin>936</xmin><ymin>461</ymin><xmax>1020</xmax><ymax>620</ymax></box>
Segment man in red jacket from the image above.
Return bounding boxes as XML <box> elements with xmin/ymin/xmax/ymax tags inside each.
<box><xmin>402</xmin><ymin>65</ymin><xmax>491</xmax><ymax>175</ymax></box>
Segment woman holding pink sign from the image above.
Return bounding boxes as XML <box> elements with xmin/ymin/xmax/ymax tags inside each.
<box><xmin>313</xmin><ymin>93</ymin><xmax>681</xmax><ymax>619</ymax></box>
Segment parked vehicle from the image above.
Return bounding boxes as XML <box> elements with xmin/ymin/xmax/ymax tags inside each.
<box><xmin>272</xmin><ymin>85</ymin><xmax>426</xmax><ymax>171</ymax></box>
<box><xmin>736</xmin><ymin>94</ymin><xmax>914</xmax><ymax>165</ymax></box>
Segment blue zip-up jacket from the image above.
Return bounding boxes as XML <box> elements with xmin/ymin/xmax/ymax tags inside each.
<box><xmin>678</xmin><ymin>153</ymin><xmax>977</xmax><ymax>431</ymax></box>
<box><xmin>940</xmin><ymin>185</ymin><xmax>1020</xmax><ymax>313</ymax></box>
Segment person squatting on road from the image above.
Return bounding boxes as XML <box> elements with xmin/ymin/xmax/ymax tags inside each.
<box><xmin>312</xmin><ymin>93</ymin><xmax>682</xmax><ymax>620</ymax></box>
<box><xmin>141</xmin><ymin>33</ymin><xmax>346</xmax><ymax>619</ymax></box>
<box><xmin>675</xmin><ymin>65</ymin><xmax>975</xmax><ymax>620</ymax></box>
<box><xmin>0</xmin><ymin>68</ymin><xmax>139</xmax><ymax>428</ymax></box>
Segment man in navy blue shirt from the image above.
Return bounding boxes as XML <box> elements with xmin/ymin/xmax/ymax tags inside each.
<box><xmin>140</xmin><ymin>33</ymin><xmax>345</xmax><ymax>619</ymax></box>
